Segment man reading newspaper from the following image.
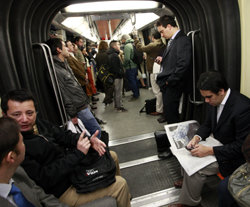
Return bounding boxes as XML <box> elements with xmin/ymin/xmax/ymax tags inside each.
<box><xmin>168</xmin><ymin>71</ymin><xmax>250</xmax><ymax>207</ymax></box>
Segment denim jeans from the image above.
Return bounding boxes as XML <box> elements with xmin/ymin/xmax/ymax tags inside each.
<box><xmin>126</xmin><ymin>67</ymin><xmax>140</xmax><ymax>98</ymax></box>
<box><xmin>77</xmin><ymin>107</ymin><xmax>101</xmax><ymax>138</ymax></box>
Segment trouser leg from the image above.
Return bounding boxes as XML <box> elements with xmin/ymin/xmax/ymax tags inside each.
<box><xmin>59</xmin><ymin>176</ymin><xmax>131</xmax><ymax>207</ymax></box>
<box><xmin>150</xmin><ymin>74</ymin><xmax>163</xmax><ymax>113</ymax></box>
<box><xmin>126</xmin><ymin>68</ymin><xmax>139</xmax><ymax>98</ymax></box>
<box><xmin>110</xmin><ymin>151</ymin><xmax>121</xmax><ymax>176</ymax></box>
<box><xmin>179</xmin><ymin>162</ymin><xmax>219</xmax><ymax>206</ymax></box>
<box><xmin>114</xmin><ymin>78</ymin><xmax>123</xmax><ymax>108</ymax></box>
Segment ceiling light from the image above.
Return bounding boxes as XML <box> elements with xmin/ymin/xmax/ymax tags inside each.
<box><xmin>65</xmin><ymin>1</ymin><xmax>159</xmax><ymax>13</ymax></box>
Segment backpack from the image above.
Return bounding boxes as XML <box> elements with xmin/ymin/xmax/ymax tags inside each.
<box><xmin>139</xmin><ymin>98</ymin><xmax>156</xmax><ymax>114</ymax></box>
<box><xmin>97</xmin><ymin>65</ymin><xmax>114</xmax><ymax>85</ymax></box>
<box><xmin>132</xmin><ymin>44</ymin><xmax>143</xmax><ymax>66</ymax></box>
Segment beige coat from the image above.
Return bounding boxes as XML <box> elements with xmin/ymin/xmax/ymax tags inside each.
<box><xmin>135</xmin><ymin>38</ymin><xmax>165</xmax><ymax>73</ymax></box>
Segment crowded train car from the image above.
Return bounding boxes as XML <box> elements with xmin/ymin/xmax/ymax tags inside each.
<box><xmin>0</xmin><ymin>0</ymin><xmax>249</xmax><ymax>207</ymax></box>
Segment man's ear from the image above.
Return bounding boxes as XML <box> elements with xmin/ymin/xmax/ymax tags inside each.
<box><xmin>56</xmin><ymin>47</ymin><xmax>61</xmax><ymax>54</ymax></box>
<box><xmin>5</xmin><ymin>151</ymin><xmax>16</xmax><ymax>164</ymax></box>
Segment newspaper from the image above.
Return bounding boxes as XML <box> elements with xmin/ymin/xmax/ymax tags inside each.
<box><xmin>164</xmin><ymin>120</ymin><xmax>223</xmax><ymax>176</ymax></box>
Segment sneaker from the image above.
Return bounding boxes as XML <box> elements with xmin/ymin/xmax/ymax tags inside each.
<box><xmin>117</xmin><ymin>107</ymin><xmax>128</xmax><ymax>112</ymax></box>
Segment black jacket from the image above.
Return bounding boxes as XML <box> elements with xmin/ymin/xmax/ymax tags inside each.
<box><xmin>107</xmin><ymin>47</ymin><xmax>124</xmax><ymax>79</ymax></box>
<box><xmin>53</xmin><ymin>56</ymin><xmax>89</xmax><ymax>118</ymax></box>
<box><xmin>197</xmin><ymin>90</ymin><xmax>250</xmax><ymax>177</ymax></box>
<box><xmin>156</xmin><ymin>30</ymin><xmax>192</xmax><ymax>91</ymax></box>
<box><xmin>21</xmin><ymin>119</ymin><xmax>83</xmax><ymax>197</ymax></box>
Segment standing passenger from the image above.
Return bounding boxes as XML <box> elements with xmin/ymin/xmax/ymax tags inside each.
<box><xmin>156</xmin><ymin>15</ymin><xmax>192</xmax><ymax>123</ymax></box>
<box><xmin>107</xmin><ymin>40</ymin><xmax>127</xmax><ymax>112</ymax></box>
<box><xmin>121</xmin><ymin>34</ymin><xmax>140</xmax><ymax>101</ymax></box>
<box><xmin>134</xmin><ymin>31</ymin><xmax>165</xmax><ymax>115</ymax></box>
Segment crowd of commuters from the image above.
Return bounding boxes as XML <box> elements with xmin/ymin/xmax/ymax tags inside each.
<box><xmin>0</xmin><ymin>14</ymin><xmax>250</xmax><ymax>207</ymax></box>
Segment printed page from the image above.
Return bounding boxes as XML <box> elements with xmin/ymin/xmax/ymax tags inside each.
<box><xmin>165</xmin><ymin>121</ymin><xmax>223</xmax><ymax>176</ymax></box>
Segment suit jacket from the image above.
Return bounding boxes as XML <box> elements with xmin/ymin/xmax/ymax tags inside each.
<box><xmin>197</xmin><ymin>90</ymin><xmax>250</xmax><ymax>177</ymax></box>
<box><xmin>0</xmin><ymin>166</ymin><xmax>69</xmax><ymax>207</ymax></box>
<box><xmin>134</xmin><ymin>38</ymin><xmax>165</xmax><ymax>73</ymax></box>
<box><xmin>156</xmin><ymin>30</ymin><xmax>192</xmax><ymax>90</ymax></box>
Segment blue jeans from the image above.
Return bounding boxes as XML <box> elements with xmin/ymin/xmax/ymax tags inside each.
<box><xmin>126</xmin><ymin>68</ymin><xmax>140</xmax><ymax>98</ymax></box>
<box><xmin>77</xmin><ymin>107</ymin><xmax>101</xmax><ymax>138</ymax></box>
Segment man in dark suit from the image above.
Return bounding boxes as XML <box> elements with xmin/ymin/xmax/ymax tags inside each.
<box><xmin>156</xmin><ymin>15</ymin><xmax>192</xmax><ymax>123</ymax></box>
<box><xmin>0</xmin><ymin>117</ymin><xmax>69</xmax><ymax>207</ymax></box>
<box><xmin>169</xmin><ymin>71</ymin><xmax>250</xmax><ymax>207</ymax></box>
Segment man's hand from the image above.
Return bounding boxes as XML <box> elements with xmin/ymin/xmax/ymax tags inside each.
<box><xmin>90</xmin><ymin>130</ymin><xmax>106</xmax><ymax>156</ymax></box>
<box><xmin>155</xmin><ymin>56</ymin><xmax>162</xmax><ymax>64</ymax></box>
<box><xmin>71</xmin><ymin>117</ymin><xmax>78</xmax><ymax>124</ymax></box>
<box><xmin>187</xmin><ymin>135</ymin><xmax>200</xmax><ymax>149</ymax></box>
<box><xmin>77</xmin><ymin>132</ymin><xmax>91</xmax><ymax>155</ymax></box>
<box><xmin>191</xmin><ymin>144</ymin><xmax>214</xmax><ymax>157</ymax></box>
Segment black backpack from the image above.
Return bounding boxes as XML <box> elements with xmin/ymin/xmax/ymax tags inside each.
<box><xmin>132</xmin><ymin>44</ymin><xmax>143</xmax><ymax>66</ymax></box>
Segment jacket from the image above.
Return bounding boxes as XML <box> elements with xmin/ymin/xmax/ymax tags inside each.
<box><xmin>156</xmin><ymin>30</ymin><xmax>192</xmax><ymax>90</ymax></box>
<box><xmin>95</xmin><ymin>50</ymin><xmax>109</xmax><ymax>70</ymax></box>
<box><xmin>0</xmin><ymin>166</ymin><xmax>69</xmax><ymax>207</ymax></box>
<box><xmin>123</xmin><ymin>39</ymin><xmax>138</xmax><ymax>70</ymax></box>
<box><xmin>53</xmin><ymin>56</ymin><xmax>89</xmax><ymax>118</ymax></box>
<box><xmin>197</xmin><ymin>90</ymin><xmax>250</xmax><ymax>177</ymax></box>
<box><xmin>67</xmin><ymin>54</ymin><xmax>87</xmax><ymax>86</ymax></box>
<box><xmin>107</xmin><ymin>47</ymin><xmax>124</xmax><ymax>79</ymax></box>
<box><xmin>21</xmin><ymin>119</ymin><xmax>83</xmax><ymax>197</ymax></box>
<box><xmin>135</xmin><ymin>38</ymin><xmax>165</xmax><ymax>73</ymax></box>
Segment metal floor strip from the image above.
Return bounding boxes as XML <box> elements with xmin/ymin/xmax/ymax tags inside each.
<box><xmin>120</xmin><ymin>155</ymin><xmax>160</xmax><ymax>169</ymax></box>
<box><xmin>109</xmin><ymin>132</ymin><xmax>154</xmax><ymax>146</ymax></box>
<box><xmin>131</xmin><ymin>188</ymin><xmax>180</xmax><ymax>207</ymax></box>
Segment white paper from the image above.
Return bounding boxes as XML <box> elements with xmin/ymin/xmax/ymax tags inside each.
<box><xmin>165</xmin><ymin>120</ymin><xmax>223</xmax><ymax>176</ymax></box>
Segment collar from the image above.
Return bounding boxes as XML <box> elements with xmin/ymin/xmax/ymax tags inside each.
<box><xmin>220</xmin><ymin>88</ymin><xmax>231</xmax><ymax>106</ymax></box>
<box><xmin>171</xmin><ymin>29</ymin><xmax>180</xmax><ymax>40</ymax></box>
<box><xmin>0</xmin><ymin>179</ymin><xmax>13</xmax><ymax>199</ymax></box>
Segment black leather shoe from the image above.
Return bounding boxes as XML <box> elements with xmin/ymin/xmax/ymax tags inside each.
<box><xmin>157</xmin><ymin>117</ymin><xmax>167</xmax><ymax>123</ymax></box>
<box><xmin>158</xmin><ymin>150</ymin><xmax>172</xmax><ymax>159</ymax></box>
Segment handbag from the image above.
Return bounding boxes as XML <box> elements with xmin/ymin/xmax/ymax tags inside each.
<box><xmin>139</xmin><ymin>98</ymin><xmax>156</xmax><ymax>114</ymax></box>
<box><xmin>70</xmin><ymin>148</ymin><xmax>116</xmax><ymax>193</ymax></box>
<box><xmin>228</xmin><ymin>163</ymin><xmax>250</xmax><ymax>207</ymax></box>
<box><xmin>97</xmin><ymin>65</ymin><xmax>114</xmax><ymax>85</ymax></box>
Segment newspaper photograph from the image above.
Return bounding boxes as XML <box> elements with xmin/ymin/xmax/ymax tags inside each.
<box><xmin>165</xmin><ymin>120</ymin><xmax>223</xmax><ymax>176</ymax></box>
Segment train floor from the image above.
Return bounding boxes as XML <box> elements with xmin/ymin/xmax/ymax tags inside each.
<box><xmin>94</xmin><ymin>87</ymin><xmax>219</xmax><ymax>207</ymax></box>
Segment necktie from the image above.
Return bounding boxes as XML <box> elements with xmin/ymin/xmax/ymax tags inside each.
<box><xmin>9</xmin><ymin>183</ymin><xmax>35</xmax><ymax>207</ymax></box>
<box><xmin>167</xmin><ymin>39</ymin><xmax>173</xmax><ymax>49</ymax></box>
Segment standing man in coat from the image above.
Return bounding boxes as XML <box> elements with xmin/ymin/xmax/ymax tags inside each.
<box><xmin>107</xmin><ymin>40</ymin><xmax>127</xmax><ymax>112</ymax></box>
<box><xmin>134</xmin><ymin>31</ymin><xmax>165</xmax><ymax>115</ymax></box>
<box><xmin>156</xmin><ymin>15</ymin><xmax>192</xmax><ymax>123</ymax></box>
<box><xmin>169</xmin><ymin>71</ymin><xmax>250</xmax><ymax>207</ymax></box>
<box><xmin>121</xmin><ymin>34</ymin><xmax>140</xmax><ymax>101</ymax></box>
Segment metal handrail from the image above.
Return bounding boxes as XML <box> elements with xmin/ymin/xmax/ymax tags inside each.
<box><xmin>187</xmin><ymin>29</ymin><xmax>203</xmax><ymax>105</ymax></box>
<box><xmin>32</xmin><ymin>43</ymin><xmax>68</xmax><ymax>125</ymax></box>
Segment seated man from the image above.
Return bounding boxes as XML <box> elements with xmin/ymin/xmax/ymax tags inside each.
<box><xmin>1</xmin><ymin>89</ymin><xmax>131</xmax><ymax>207</ymax></box>
<box><xmin>169</xmin><ymin>71</ymin><xmax>250</xmax><ymax>207</ymax></box>
<box><xmin>0</xmin><ymin>116</ymin><xmax>69</xmax><ymax>207</ymax></box>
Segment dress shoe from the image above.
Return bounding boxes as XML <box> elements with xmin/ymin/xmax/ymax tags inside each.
<box><xmin>158</xmin><ymin>150</ymin><xmax>172</xmax><ymax>159</ymax></box>
<box><xmin>157</xmin><ymin>117</ymin><xmax>167</xmax><ymax>123</ymax></box>
<box><xmin>174</xmin><ymin>179</ymin><xmax>183</xmax><ymax>188</ymax></box>
<box><xmin>92</xmin><ymin>97</ymin><xmax>99</xmax><ymax>102</ymax></box>
<box><xmin>91</xmin><ymin>105</ymin><xmax>97</xmax><ymax>110</ymax></box>
<box><xmin>150</xmin><ymin>111</ymin><xmax>162</xmax><ymax>116</ymax></box>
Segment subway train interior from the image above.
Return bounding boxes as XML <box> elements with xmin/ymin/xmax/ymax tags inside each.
<box><xmin>0</xmin><ymin>0</ymin><xmax>250</xmax><ymax>206</ymax></box>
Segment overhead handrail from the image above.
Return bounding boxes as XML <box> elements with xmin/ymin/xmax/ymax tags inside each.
<box><xmin>32</xmin><ymin>43</ymin><xmax>68</xmax><ymax>125</ymax></box>
<box><xmin>187</xmin><ymin>29</ymin><xmax>203</xmax><ymax>105</ymax></box>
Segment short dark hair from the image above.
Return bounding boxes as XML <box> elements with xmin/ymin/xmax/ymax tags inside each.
<box><xmin>109</xmin><ymin>40</ymin><xmax>118</xmax><ymax>48</ymax></box>
<box><xmin>1</xmin><ymin>89</ymin><xmax>36</xmax><ymax>114</ymax></box>
<box><xmin>197</xmin><ymin>71</ymin><xmax>229</xmax><ymax>94</ymax></box>
<box><xmin>74</xmin><ymin>36</ymin><xmax>83</xmax><ymax>43</ymax></box>
<box><xmin>156</xmin><ymin>15</ymin><xmax>177</xmax><ymax>28</ymax></box>
<box><xmin>45</xmin><ymin>38</ymin><xmax>62</xmax><ymax>55</ymax></box>
<box><xmin>242</xmin><ymin>134</ymin><xmax>250</xmax><ymax>163</ymax></box>
<box><xmin>0</xmin><ymin>117</ymin><xmax>20</xmax><ymax>164</ymax></box>
<box><xmin>152</xmin><ymin>30</ymin><xmax>161</xmax><ymax>39</ymax></box>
